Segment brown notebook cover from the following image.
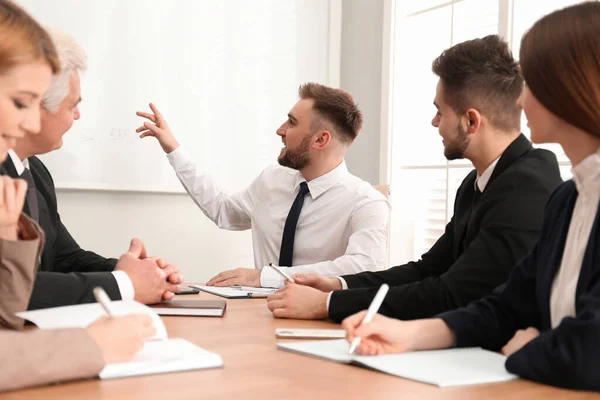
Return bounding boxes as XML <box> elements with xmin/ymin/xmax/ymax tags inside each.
<box><xmin>150</xmin><ymin>300</ymin><xmax>226</xmax><ymax>317</ymax></box>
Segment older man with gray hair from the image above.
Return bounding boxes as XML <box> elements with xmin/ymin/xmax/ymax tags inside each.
<box><xmin>1</xmin><ymin>28</ymin><xmax>183</xmax><ymax>309</ymax></box>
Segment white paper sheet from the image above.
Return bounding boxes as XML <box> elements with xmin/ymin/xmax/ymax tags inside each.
<box><xmin>17</xmin><ymin>300</ymin><xmax>167</xmax><ymax>340</ymax></box>
<box><xmin>99</xmin><ymin>338</ymin><xmax>223</xmax><ymax>379</ymax></box>
<box><xmin>191</xmin><ymin>285</ymin><xmax>276</xmax><ymax>299</ymax></box>
<box><xmin>277</xmin><ymin>339</ymin><xmax>518</xmax><ymax>387</ymax></box>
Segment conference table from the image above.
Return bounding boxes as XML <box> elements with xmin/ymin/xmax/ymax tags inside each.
<box><xmin>2</xmin><ymin>291</ymin><xmax>599</xmax><ymax>400</ymax></box>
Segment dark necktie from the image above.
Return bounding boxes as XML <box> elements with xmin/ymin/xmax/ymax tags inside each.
<box><xmin>278</xmin><ymin>181</ymin><xmax>310</xmax><ymax>267</ymax></box>
<box><xmin>20</xmin><ymin>168</ymin><xmax>39</xmax><ymax>222</ymax></box>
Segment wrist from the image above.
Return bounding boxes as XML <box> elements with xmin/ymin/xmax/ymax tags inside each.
<box><xmin>317</xmin><ymin>292</ymin><xmax>329</xmax><ymax>319</ymax></box>
<box><xmin>164</xmin><ymin>141</ymin><xmax>180</xmax><ymax>154</ymax></box>
<box><xmin>332</xmin><ymin>278</ymin><xmax>342</xmax><ymax>291</ymax></box>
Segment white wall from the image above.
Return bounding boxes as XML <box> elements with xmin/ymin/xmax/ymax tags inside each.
<box><xmin>56</xmin><ymin>1</ymin><xmax>387</xmax><ymax>283</ymax></box>
<box><xmin>341</xmin><ymin>0</ymin><xmax>385</xmax><ymax>185</ymax></box>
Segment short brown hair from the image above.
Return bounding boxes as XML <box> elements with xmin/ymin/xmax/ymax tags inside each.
<box><xmin>0</xmin><ymin>0</ymin><xmax>60</xmax><ymax>74</ymax></box>
<box><xmin>520</xmin><ymin>1</ymin><xmax>600</xmax><ymax>139</ymax></box>
<box><xmin>299</xmin><ymin>82</ymin><xmax>363</xmax><ymax>144</ymax></box>
<box><xmin>432</xmin><ymin>35</ymin><xmax>522</xmax><ymax>132</ymax></box>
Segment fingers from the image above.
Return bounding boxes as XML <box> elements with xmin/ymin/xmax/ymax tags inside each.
<box><xmin>353</xmin><ymin>319</ymin><xmax>383</xmax><ymax>341</ymax></box>
<box><xmin>160</xmin><ymin>264</ymin><xmax>180</xmax><ymax>279</ymax></box>
<box><xmin>357</xmin><ymin>340</ymin><xmax>379</xmax><ymax>356</ymax></box>
<box><xmin>266</xmin><ymin>289</ymin><xmax>285</xmax><ymax>302</ymax></box>
<box><xmin>137</xmin><ymin>239</ymin><xmax>148</xmax><ymax>259</ymax></box>
<box><xmin>212</xmin><ymin>278</ymin><xmax>241</xmax><ymax>287</ymax></box>
<box><xmin>266</xmin><ymin>299</ymin><xmax>287</xmax><ymax>312</ymax></box>
<box><xmin>0</xmin><ymin>177</ymin><xmax>5</xmax><ymax>209</ymax></box>
<box><xmin>129</xmin><ymin>313</ymin><xmax>153</xmax><ymax>326</ymax></box>
<box><xmin>135</xmin><ymin>111</ymin><xmax>157</xmax><ymax>123</ymax></box>
<box><xmin>341</xmin><ymin>310</ymin><xmax>367</xmax><ymax>335</ymax></box>
<box><xmin>4</xmin><ymin>176</ymin><xmax>15</xmax><ymax>212</ymax></box>
<box><xmin>14</xmin><ymin>178</ymin><xmax>27</xmax><ymax>211</ymax></box>
<box><xmin>142</xmin><ymin>121</ymin><xmax>163</xmax><ymax>136</ymax></box>
<box><xmin>207</xmin><ymin>270</ymin><xmax>234</xmax><ymax>286</ymax></box>
<box><xmin>272</xmin><ymin>307</ymin><xmax>291</xmax><ymax>319</ymax></box>
<box><xmin>163</xmin><ymin>291</ymin><xmax>175</xmax><ymax>301</ymax></box>
<box><xmin>126</xmin><ymin>237</ymin><xmax>143</xmax><ymax>258</ymax></box>
<box><xmin>149</xmin><ymin>103</ymin><xmax>164</xmax><ymax>123</ymax></box>
<box><xmin>168</xmin><ymin>272</ymin><xmax>184</xmax><ymax>284</ymax></box>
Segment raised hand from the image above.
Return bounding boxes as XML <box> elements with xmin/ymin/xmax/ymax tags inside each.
<box><xmin>136</xmin><ymin>103</ymin><xmax>180</xmax><ymax>154</ymax></box>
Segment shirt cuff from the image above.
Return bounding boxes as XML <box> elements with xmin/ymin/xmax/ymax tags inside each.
<box><xmin>326</xmin><ymin>291</ymin><xmax>333</xmax><ymax>311</ymax></box>
<box><xmin>111</xmin><ymin>271</ymin><xmax>135</xmax><ymax>301</ymax></box>
<box><xmin>166</xmin><ymin>145</ymin><xmax>190</xmax><ymax>169</ymax></box>
<box><xmin>338</xmin><ymin>277</ymin><xmax>348</xmax><ymax>290</ymax></box>
<box><xmin>260</xmin><ymin>267</ymin><xmax>285</xmax><ymax>288</ymax></box>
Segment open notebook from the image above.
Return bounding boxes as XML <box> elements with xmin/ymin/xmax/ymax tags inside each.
<box><xmin>17</xmin><ymin>300</ymin><xmax>223</xmax><ymax>379</ymax></box>
<box><xmin>277</xmin><ymin>339</ymin><xmax>518</xmax><ymax>387</ymax></box>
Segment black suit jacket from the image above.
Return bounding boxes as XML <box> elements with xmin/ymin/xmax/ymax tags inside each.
<box><xmin>3</xmin><ymin>155</ymin><xmax>120</xmax><ymax>309</ymax></box>
<box><xmin>440</xmin><ymin>180</ymin><xmax>600</xmax><ymax>390</ymax></box>
<box><xmin>328</xmin><ymin>134</ymin><xmax>563</xmax><ymax>322</ymax></box>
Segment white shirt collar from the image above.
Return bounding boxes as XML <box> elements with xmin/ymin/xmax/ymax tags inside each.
<box><xmin>293</xmin><ymin>160</ymin><xmax>349</xmax><ymax>199</ymax></box>
<box><xmin>572</xmin><ymin>147</ymin><xmax>600</xmax><ymax>193</ymax></box>
<box><xmin>475</xmin><ymin>157</ymin><xmax>500</xmax><ymax>192</ymax></box>
<box><xmin>8</xmin><ymin>149</ymin><xmax>28</xmax><ymax>175</ymax></box>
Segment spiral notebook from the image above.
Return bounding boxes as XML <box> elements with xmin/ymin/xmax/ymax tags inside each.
<box><xmin>277</xmin><ymin>339</ymin><xmax>518</xmax><ymax>387</ymax></box>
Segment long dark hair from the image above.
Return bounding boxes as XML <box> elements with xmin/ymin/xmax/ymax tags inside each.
<box><xmin>520</xmin><ymin>1</ymin><xmax>600</xmax><ymax>138</ymax></box>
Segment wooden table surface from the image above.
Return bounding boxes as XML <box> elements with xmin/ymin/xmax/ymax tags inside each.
<box><xmin>2</xmin><ymin>291</ymin><xmax>599</xmax><ymax>400</ymax></box>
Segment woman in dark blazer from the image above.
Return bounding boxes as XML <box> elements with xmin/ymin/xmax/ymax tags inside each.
<box><xmin>343</xmin><ymin>1</ymin><xmax>600</xmax><ymax>391</ymax></box>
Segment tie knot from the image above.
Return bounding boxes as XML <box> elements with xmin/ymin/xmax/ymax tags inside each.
<box><xmin>299</xmin><ymin>181</ymin><xmax>310</xmax><ymax>196</ymax></box>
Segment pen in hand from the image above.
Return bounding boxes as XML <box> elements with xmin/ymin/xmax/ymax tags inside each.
<box><xmin>93</xmin><ymin>287</ymin><xmax>115</xmax><ymax>317</ymax></box>
<box><xmin>268</xmin><ymin>263</ymin><xmax>295</xmax><ymax>284</ymax></box>
<box><xmin>347</xmin><ymin>284</ymin><xmax>389</xmax><ymax>355</ymax></box>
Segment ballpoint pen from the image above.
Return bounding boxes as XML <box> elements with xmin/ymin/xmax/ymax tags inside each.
<box><xmin>348</xmin><ymin>284</ymin><xmax>389</xmax><ymax>355</ymax></box>
<box><xmin>268</xmin><ymin>263</ymin><xmax>295</xmax><ymax>283</ymax></box>
<box><xmin>93</xmin><ymin>287</ymin><xmax>114</xmax><ymax>317</ymax></box>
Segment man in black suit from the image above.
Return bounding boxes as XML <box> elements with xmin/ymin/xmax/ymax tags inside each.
<box><xmin>3</xmin><ymin>28</ymin><xmax>183</xmax><ymax>310</ymax></box>
<box><xmin>267</xmin><ymin>35</ymin><xmax>563</xmax><ymax>321</ymax></box>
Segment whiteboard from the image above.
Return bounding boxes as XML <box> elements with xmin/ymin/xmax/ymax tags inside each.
<box><xmin>18</xmin><ymin>0</ymin><xmax>335</xmax><ymax>192</ymax></box>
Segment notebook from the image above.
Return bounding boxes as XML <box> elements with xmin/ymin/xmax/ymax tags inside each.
<box><xmin>275</xmin><ymin>328</ymin><xmax>347</xmax><ymax>339</ymax></box>
<box><xmin>277</xmin><ymin>339</ymin><xmax>518</xmax><ymax>387</ymax></box>
<box><xmin>150</xmin><ymin>300</ymin><xmax>226</xmax><ymax>316</ymax></box>
<box><xmin>191</xmin><ymin>285</ymin><xmax>276</xmax><ymax>299</ymax></box>
<box><xmin>99</xmin><ymin>338</ymin><xmax>223</xmax><ymax>379</ymax></box>
<box><xmin>17</xmin><ymin>300</ymin><xmax>224</xmax><ymax>379</ymax></box>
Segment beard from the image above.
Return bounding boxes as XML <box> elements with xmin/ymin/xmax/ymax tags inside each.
<box><xmin>443</xmin><ymin>122</ymin><xmax>470</xmax><ymax>160</ymax></box>
<box><xmin>278</xmin><ymin>135</ymin><xmax>312</xmax><ymax>170</ymax></box>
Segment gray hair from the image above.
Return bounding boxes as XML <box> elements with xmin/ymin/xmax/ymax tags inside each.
<box><xmin>42</xmin><ymin>28</ymin><xmax>87</xmax><ymax>113</ymax></box>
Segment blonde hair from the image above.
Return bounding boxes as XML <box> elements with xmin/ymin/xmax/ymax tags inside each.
<box><xmin>0</xmin><ymin>0</ymin><xmax>60</xmax><ymax>74</ymax></box>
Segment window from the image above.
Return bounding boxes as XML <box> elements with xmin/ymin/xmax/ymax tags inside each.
<box><xmin>387</xmin><ymin>0</ymin><xmax>575</xmax><ymax>265</ymax></box>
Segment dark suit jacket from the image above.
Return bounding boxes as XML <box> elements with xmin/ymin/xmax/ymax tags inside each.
<box><xmin>439</xmin><ymin>180</ymin><xmax>600</xmax><ymax>390</ymax></box>
<box><xmin>328</xmin><ymin>134</ymin><xmax>563</xmax><ymax>322</ymax></box>
<box><xmin>2</xmin><ymin>156</ymin><xmax>120</xmax><ymax>309</ymax></box>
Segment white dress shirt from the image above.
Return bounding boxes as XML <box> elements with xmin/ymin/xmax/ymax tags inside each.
<box><xmin>167</xmin><ymin>146</ymin><xmax>390</xmax><ymax>288</ymax></box>
<box><xmin>7</xmin><ymin>150</ymin><xmax>134</xmax><ymax>300</ymax></box>
<box><xmin>328</xmin><ymin>156</ymin><xmax>501</xmax><ymax>308</ymax></box>
<box><xmin>550</xmin><ymin>148</ymin><xmax>600</xmax><ymax>328</ymax></box>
